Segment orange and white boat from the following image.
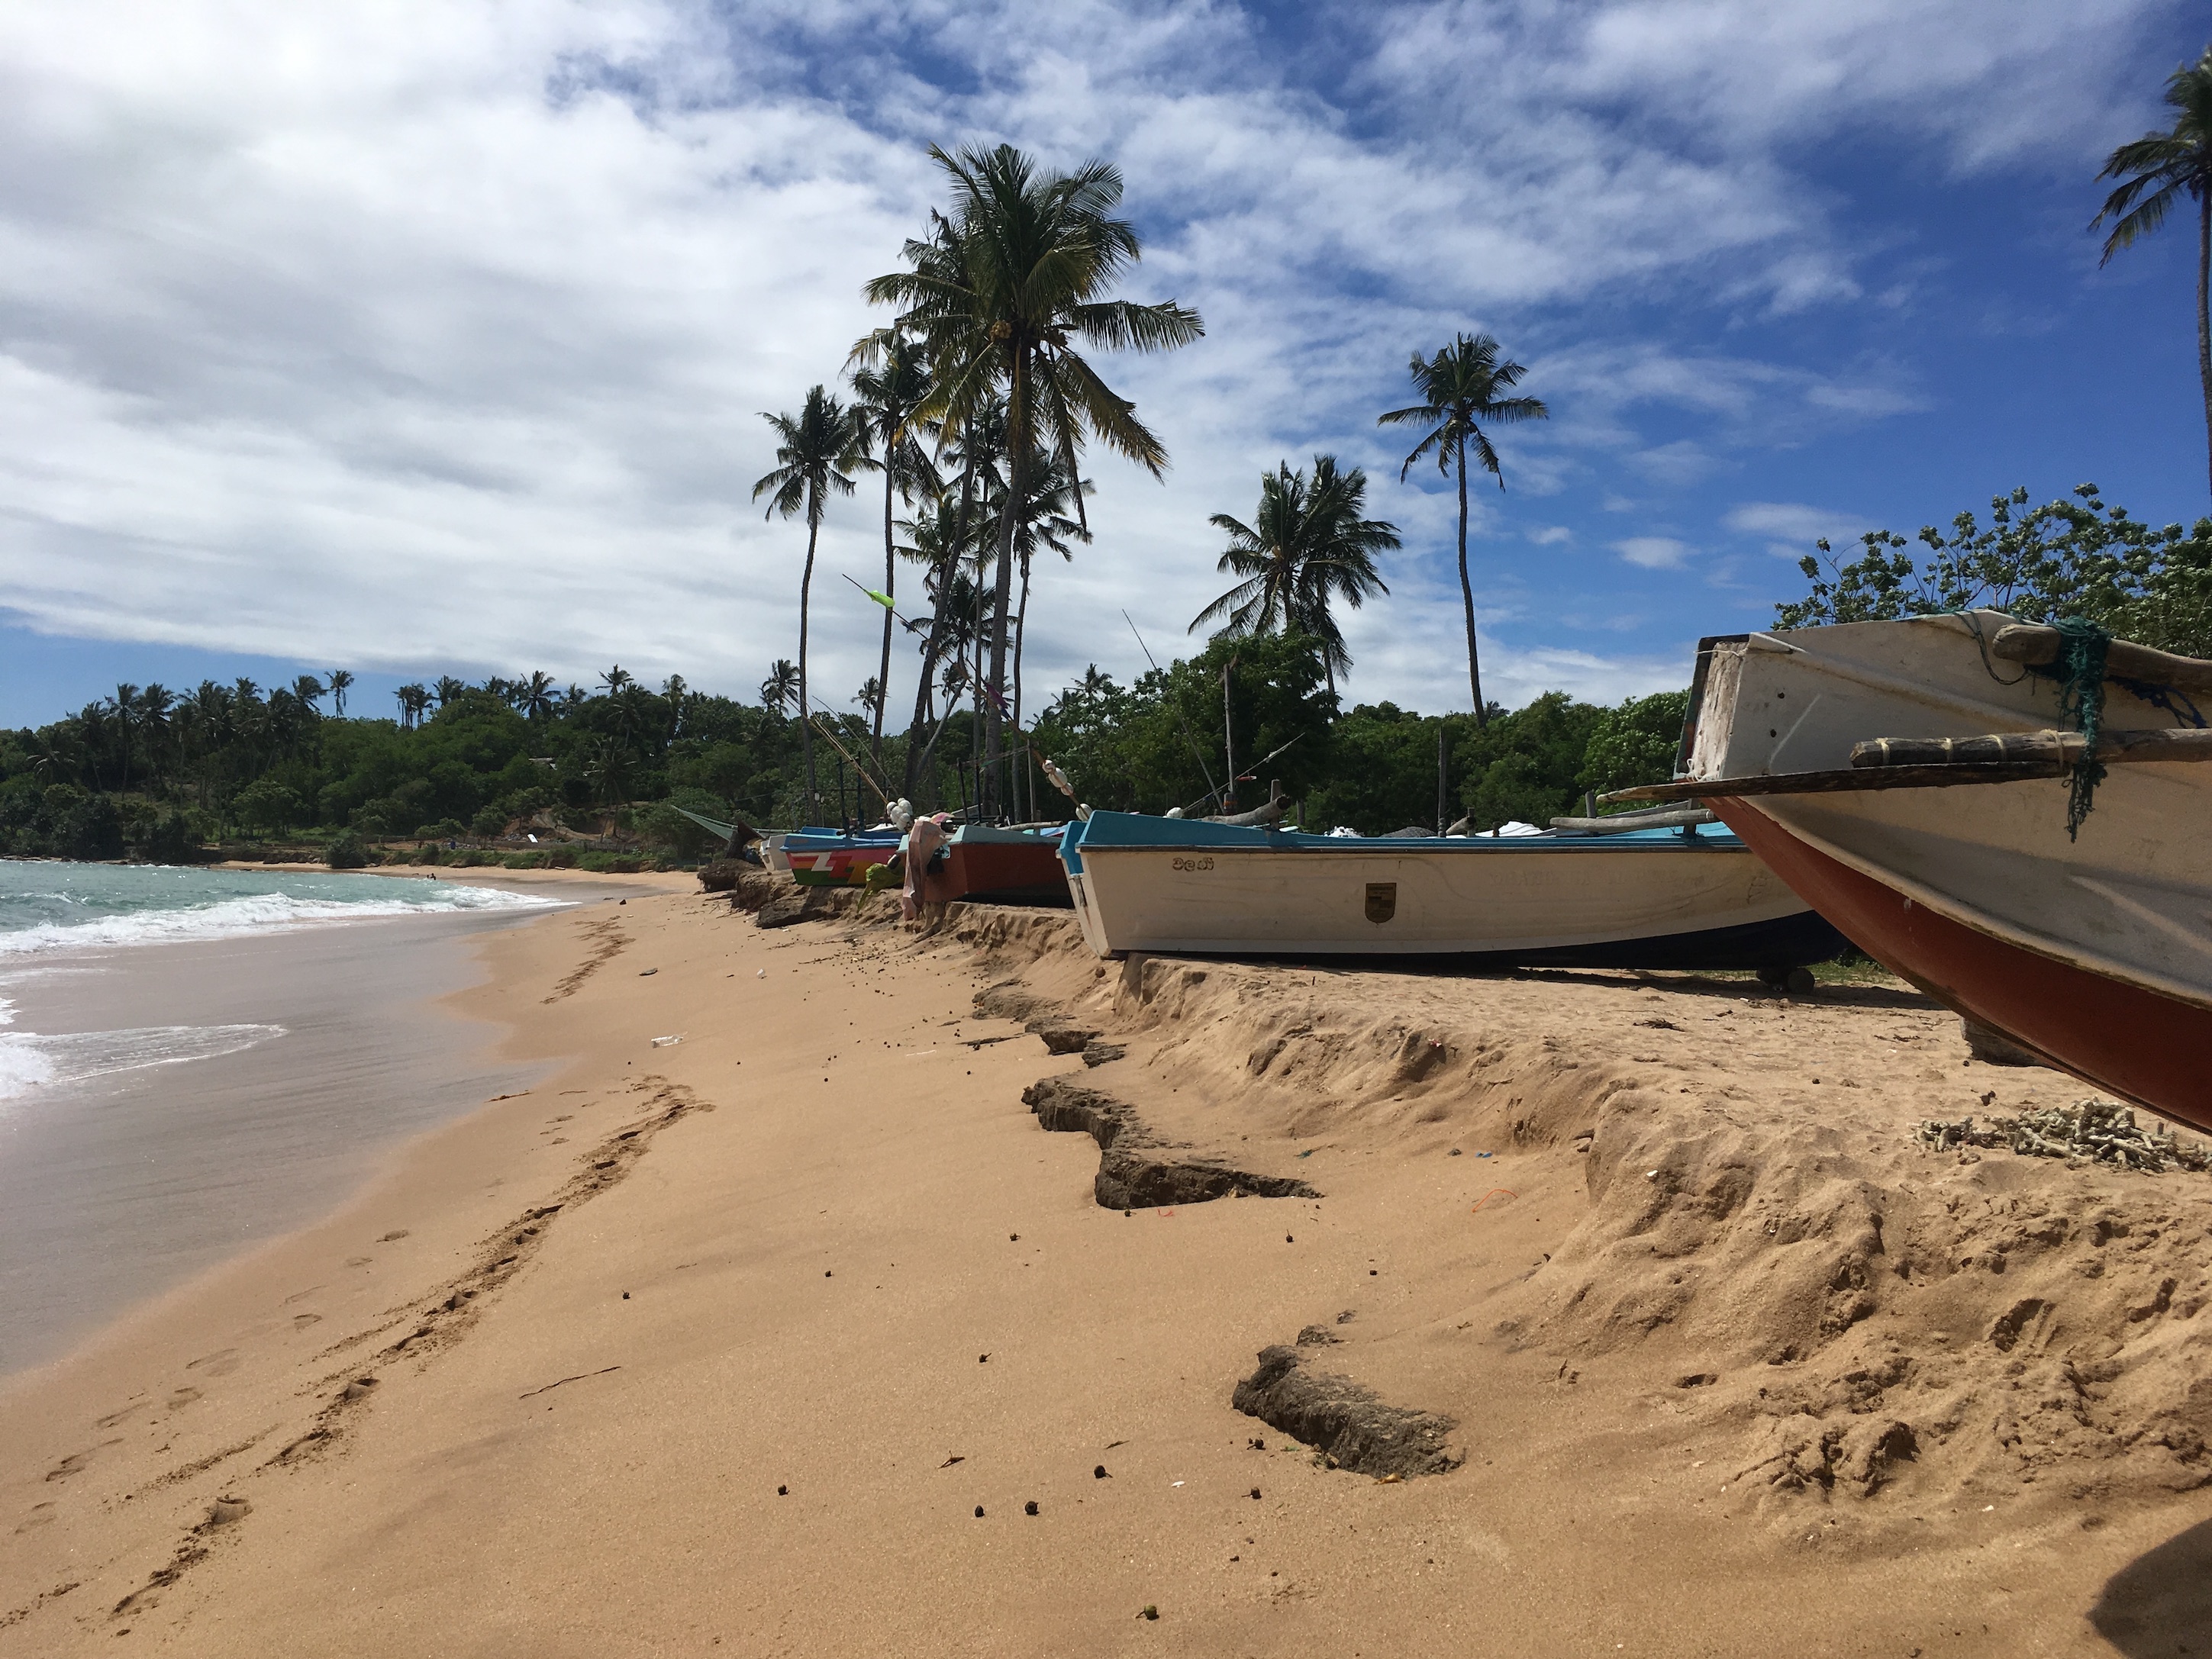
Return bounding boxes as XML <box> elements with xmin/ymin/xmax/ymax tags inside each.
<box><xmin>1615</xmin><ymin>611</ymin><xmax>2212</xmax><ymax>1130</ymax></box>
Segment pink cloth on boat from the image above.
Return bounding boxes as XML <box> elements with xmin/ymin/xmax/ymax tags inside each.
<box><xmin>901</xmin><ymin>816</ymin><xmax>950</xmax><ymax>920</ymax></box>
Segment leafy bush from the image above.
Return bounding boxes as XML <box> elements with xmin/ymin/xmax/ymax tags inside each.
<box><xmin>63</xmin><ymin>793</ymin><xmax>125</xmax><ymax>861</ymax></box>
<box><xmin>326</xmin><ymin>830</ymin><xmax>369</xmax><ymax>869</ymax></box>
<box><xmin>1776</xmin><ymin>484</ymin><xmax>2212</xmax><ymax>655</ymax></box>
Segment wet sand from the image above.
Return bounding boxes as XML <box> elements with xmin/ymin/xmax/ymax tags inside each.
<box><xmin>3</xmin><ymin>884</ymin><xmax>2210</xmax><ymax>1655</ymax></box>
<box><xmin>0</xmin><ymin>874</ymin><xmax>650</xmax><ymax>1373</ymax></box>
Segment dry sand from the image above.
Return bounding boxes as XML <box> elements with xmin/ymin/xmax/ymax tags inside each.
<box><xmin>5</xmin><ymin>881</ymin><xmax>2210</xmax><ymax>1656</ymax></box>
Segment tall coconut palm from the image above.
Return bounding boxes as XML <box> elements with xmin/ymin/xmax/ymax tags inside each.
<box><xmin>1191</xmin><ymin>455</ymin><xmax>1398</xmax><ymax>698</ymax></box>
<box><xmin>754</xmin><ymin>385</ymin><xmax>873</xmax><ymax>816</ymax></box>
<box><xmin>759</xmin><ymin>659</ymin><xmax>800</xmax><ymax>716</ymax></box>
<box><xmin>1378</xmin><ymin>333</ymin><xmax>1549</xmax><ymax>723</ymax></box>
<box><xmin>2094</xmin><ymin>45</ymin><xmax>2212</xmax><ymax>499</ymax></box>
<box><xmin>999</xmin><ymin>449</ymin><xmax>1092</xmax><ymax>819</ymax></box>
<box><xmin>518</xmin><ymin>671</ymin><xmax>556</xmax><ymax>725</ymax></box>
<box><xmin>325</xmin><ymin>669</ymin><xmax>353</xmax><ymax>717</ymax></box>
<box><xmin>897</xmin><ymin>392</ymin><xmax>1006</xmax><ymax>804</ymax></box>
<box><xmin>847</xmin><ymin>329</ymin><xmax>941</xmax><ymax>774</ymax></box>
<box><xmin>866</xmin><ymin>143</ymin><xmax>1202</xmax><ymax>814</ymax></box>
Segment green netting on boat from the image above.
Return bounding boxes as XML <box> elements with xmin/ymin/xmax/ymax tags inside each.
<box><xmin>2048</xmin><ymin>617</ymin><xmax>2109</xmax><ymax>840</ymax></box>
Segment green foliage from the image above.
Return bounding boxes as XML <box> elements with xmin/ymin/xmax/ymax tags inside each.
<box><xmin>1302</xmin><ymin>704</ymin><xmax>1466</xmax><ymax>835</ymax></box>
<box><xmin>1775</xmin><ymin>485</ymin><xmax>2212</xmax><ymax>655</ymax></box>
<box><xmin>326</xmin><ymin>830</ymin><xmax>368</xmax><ymax>869</ymax></box>
<box><xmin>1451</xmin><ymin>693</ymin><xmax>1604</xmax><ymax>832</ymax></box>
<box><xmin>1578</xmin><ymin>691</ymin><xmax>1690</xmax><ymax>799</ymax></box>
<box><xmin>1030</xmin><ymin>633</ymin><xmax>1337</xmax><ymax>815</ymax></box>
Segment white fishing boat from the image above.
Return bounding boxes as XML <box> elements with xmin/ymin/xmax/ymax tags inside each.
<box><xmin>1607</xmin><ymin>610</ymin><xmax>2212</xmax><ymax>1130</ymax></box>
<box><xmin>1054</xmin><ymin>810</ymin><xmax>1841</xmax><ymax>971</ymax></box>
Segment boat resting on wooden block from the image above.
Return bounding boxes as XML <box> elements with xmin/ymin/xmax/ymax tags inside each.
<box><xmin>1053</xmin><ymin>809</ymin><xmax>1843</xmax><ymax>970</ymax></box>
<box><xmin>1614</xmin><ymin>611</ymin><xmax>2212</xmax><ymax>1131</ymax></box>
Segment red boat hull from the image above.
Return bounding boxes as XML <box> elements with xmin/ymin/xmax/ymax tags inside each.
<box><xmin>1714</xmin><ymin>801</ymin><xmax>2212</xmax><ymax>1133</ymax></box>
<box><xmin>918</xmin><ymin>840</ymin><xmax>1072</xmax><ymax>909</ymax></box>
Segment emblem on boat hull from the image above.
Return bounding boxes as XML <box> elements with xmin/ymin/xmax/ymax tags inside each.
<box><xmin>1364</xmin><ymin>881</ymin><xmax>1397</xmax><ymax>924</ymax></box>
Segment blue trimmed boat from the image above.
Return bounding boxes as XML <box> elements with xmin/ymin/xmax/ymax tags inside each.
<box><xmin>1055</xmin><ymin>810</ymin><xmax>1843</xmax><ymax>971</ymax></box>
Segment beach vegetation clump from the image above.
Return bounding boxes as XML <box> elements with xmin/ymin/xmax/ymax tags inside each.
<box><xmin>324</xmin><ymin>830</ymin><xmax>368</xmax><ymax>869</ymax></box>
<box><xmin>1775</xmin><ymin>484</ymin><xmax>2212</xmax><ymax>656</ymax></box>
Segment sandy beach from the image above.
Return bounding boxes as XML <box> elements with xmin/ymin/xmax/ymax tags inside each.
<box><xmin>5</xmin><ymin>881</ymin><xmax>2210</xmax><ymax>1656</ymax></box>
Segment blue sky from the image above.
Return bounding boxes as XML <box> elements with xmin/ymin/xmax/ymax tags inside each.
<box><xmin>2</xmin><ymin>0</ymin><xmax>2207</xmax><ymax>730</ymax></box>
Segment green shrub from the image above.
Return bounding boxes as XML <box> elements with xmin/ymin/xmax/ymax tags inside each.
<box><xmin>501</xmin><ymin>851</ymin><xmax>548</xmax><ymax>869</ymax></box>
<box><xmin>576</xmin><ymin>851</ymin><xmax>646</xmax><ymax>874</ymax></box>
<box><xmin>326</xmin><ymin>831</ymin><xmax>369</xmax><ymax>869</ymax></box>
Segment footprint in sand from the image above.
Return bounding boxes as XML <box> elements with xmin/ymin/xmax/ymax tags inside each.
<box><xmin>44</xmin><ymin>1442</ymin><xmax>118</xmax><ymax>1481</ymax></box>
<box><xmin>291</xmin><ymin>1313</ymin><xmax>322</xmax><ymax>1332</ymax></box>
<box><xmin>15</xmin><ymin>1502</ymin><xmax>56</xmax><ymax>1533</ymax></box>
<box><xmin>165</xmin><ymin>1387</ymin><xmax>202</xmax><ymax>1410</ymax></box>
<box><xmin>95</xmin><ymin>1400</ymin><xmax>151</xmax><ymax>1429</ymax></box>
<box><xmin>185</xmin><ymin>1349</ymin><xmax>240</xmax><ymax>1377</ymax></box>
<box><xmin>282</xmin><ymin>1285</ymin><xmax>322</xmax><ymax>1306</ymax></box>
<box><xmin>378</xmin><ymin>1230</ymin><xmax>411</xmax><ymax>1243</ymax></box>
<box><xmin>344</xmin><ymin>1256</ymin><xmax>372</xmax><ymax>1268</ymax></box>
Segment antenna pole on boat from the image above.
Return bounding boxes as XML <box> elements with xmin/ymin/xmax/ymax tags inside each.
<box><xmin>1223</xmin><ymin>656</ymin><xmax>1238</xmax><ymax>813</ymax></box>
<box><xmin>1437</xmin><ymin>721</ymin><xmax>1448</xmax><ymax>835</ymax></box>
<box><xmin>1123</xmin><ymin>610</ymin><xmax>1226</xmax><ymax>811</ymax></box>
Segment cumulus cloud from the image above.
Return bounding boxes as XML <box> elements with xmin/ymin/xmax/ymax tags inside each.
<box><xmin>0</xmin><ymin>0</ymin><xmax>2185</xmax><ymax>720</ymax></box>
<box><xmin>1614</xmin><ymin>536</ymin><xmax>1693</xmax><ymax>570</ymax></box>
<box><xmin>1723</xmin><ymin>501</ymin><xmax>1872</xmax><ymax>559</ymax></box>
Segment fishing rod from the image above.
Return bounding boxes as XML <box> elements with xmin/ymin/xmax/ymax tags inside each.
<box><xmin>804</xmin><ymin>698</ymin><xmax>895</xmax><ymax>810</ymax></box>
<box><xmin>842</xmin><ymin>572</ymin><xmax>933</xmax><ymax>636</ymax></box>
<box><xmin>1122</xmin><ymin>610</ymin><xmax>1226</xmax><ymax>811</ymax></box>
<box><xmin>1174</xmin><ymin>732</ymin><xmax>1304</xmax><ymax>817</ymax></box>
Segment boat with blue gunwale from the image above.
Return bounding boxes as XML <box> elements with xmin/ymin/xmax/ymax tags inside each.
<box><xmin>1055</xmin><ymin>809</ymin><xmax>1843</xmax><ymax>971</ymax></box>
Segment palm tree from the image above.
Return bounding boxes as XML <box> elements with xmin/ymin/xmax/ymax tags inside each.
<box><xmin>325</xmin><ymin>669</ymin><xmax>353</xmax><ymax>717</ymax></box>
<box><xmin>432</xmin><ymin>675</ymin><xmax>466</xmax><ymax>709</ymax></box>
<box><xmin>579</xmin><ymin>734</ymin><xmax>635</xmax><ymax>806</ymax></box>
<box><xmin>754</xmin><ymin>385</ymin><xmax>872</xmax><ymax>814</ymax></box>
<box><xmin>2094</xmin><ymin>45</ymin><xmax>2212</xmax><ymax>499</ymax></box>
<box><xmin>518</xmin><ymin>671</ymin><xmax>556</xmax><ymax>724</ymax></box>
<box><xmin>1378</xmin><ymin>333</ymin><xmax>1549</xmax><ymax>723</ymax></box>
<box><xmin>847</xmin><ymin>329</ymin><xmax>941</xmax><ymax>773</ymax></box>
<box><xmin>293</xmin><ymin>675</ymin><xmax>325</xmax><ymax>713</ymax></box>
<box><xmin>866</xmin><ymin>143</ymin><xmax>1203</xmax><ymax>814</ymax></box>
<box><xmin>895</xmin><ymin>393</ymin><xmax>1005</xmax><ymax>803</ymax></box>
<box><xmin>599</xmin><ymin>665</ymin><xmax>633</xmax><ymax>697</ymax></box>
<box><xmin>396</xmin><ymin>683</ymin><xmax>429</xmax><ymax>730</ymax></box>
<box><xmin>760</xmin><ymin>659</ymin><xmax>800</xmax><ymax>716</ymax></box>
<box><xmin>1192</xmin><ymin>456</ymin><xmax>1397</xmax><ymax>697</ymax></box>
<box><xmin>999</xmin><ymin>449</ymin><xmax>1092</xmax><ymax>817</ymax></box>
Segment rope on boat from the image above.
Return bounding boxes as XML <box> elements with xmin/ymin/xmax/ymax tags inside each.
<box><xmin>2036</xmin><ymin>617</ymin><xmax>2109</xmax><ymax>840</ymax></box>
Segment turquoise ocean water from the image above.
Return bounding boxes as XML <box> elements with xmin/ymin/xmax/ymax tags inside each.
<box><xmin>0</xmin><ymin>863</ymin><xmax>549</xmax><ymax>1100</ymax></box>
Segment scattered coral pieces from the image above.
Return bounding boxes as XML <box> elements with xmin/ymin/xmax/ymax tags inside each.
<box><xmin>1917</xmin><ymin>1101</ymin><xmax>2210</xmax><ymax>1174</ymax></box>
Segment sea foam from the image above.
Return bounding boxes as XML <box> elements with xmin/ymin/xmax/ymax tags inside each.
<box><xmin>0</xmin><ymin>1023</ymin><xmax>285</xmax><ymax>1103</ymax></box>
<box><xmin>0</xmin><ymin>881</ymin><xmax>554</xmax><ymax>958</ymax></box>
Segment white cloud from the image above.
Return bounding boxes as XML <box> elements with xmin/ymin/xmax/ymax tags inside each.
<box><xmin>1723</xmin><ymin>501</ymin><xmax>1871</xmax><ymax>558</ymax></box>
<box><xmin>0</xmin><ymin>0</ymin><xmax>2184</xmax><ymax>723</ymax></box>
<box><xmin>1614</xmin><ymin>536</ymin><xmax>1693</xmax><ymax>570</ymax></box>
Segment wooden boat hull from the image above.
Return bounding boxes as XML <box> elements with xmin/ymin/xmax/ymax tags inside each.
<box><xmin>1057</xmin><ymin>813</ymin><xmax>1837</xmax><ymax>965</ymax></box>
<box><xmin>785</xmin><ymin>836</ymin><xmax>900</xmax><ymax>888</ymax></box>
<box><xmin>1677</xmin><ymin>612</ymin><xmax>2212</xmax><ymax>1128</ymax></box>
<box><xmin>917</xmin><ymin>838</ymin><xmax>1072</xmax><ymax>908</ymax></box>
<box><xmin>1715</xmin><ymin>801</ymin><xmax>2212</xmax><ymax>1129</ymax></box>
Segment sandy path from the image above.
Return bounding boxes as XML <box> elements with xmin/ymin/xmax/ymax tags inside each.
<box><xmin>4</xmin><ymin>889</ymin><xmax>2208</xmax><ymax>1655</ymax></box>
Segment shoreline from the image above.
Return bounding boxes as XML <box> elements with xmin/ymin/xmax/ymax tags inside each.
<box><xmin>5</xmin><ymin>887</ymin><xmax>2210</xmax><ymax>1653</ymax></box>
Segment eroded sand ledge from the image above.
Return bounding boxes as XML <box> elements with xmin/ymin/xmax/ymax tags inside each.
<box><xmin>5</xmin><ymin>883</ymin><xmax>2210</xmax><ymax>1655</ymax></box>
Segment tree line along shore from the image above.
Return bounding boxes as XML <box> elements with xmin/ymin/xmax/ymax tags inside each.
<box><xmin>4</xmin><ymin>465</ymin><xmax>2207</xmax><ymax>875</ymax></box>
